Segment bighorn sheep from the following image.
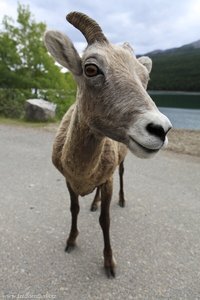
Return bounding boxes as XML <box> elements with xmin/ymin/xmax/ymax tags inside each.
<box><xmin>44</xmin><ymin>11</ymin><xmax>172</xmax><ymax>277</ymax></box>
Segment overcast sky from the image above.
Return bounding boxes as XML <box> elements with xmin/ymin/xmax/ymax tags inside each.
<box><xmin>0</xmin><ymin>0</ymin><xmax>200</xmax><ymax>54</ymax></box>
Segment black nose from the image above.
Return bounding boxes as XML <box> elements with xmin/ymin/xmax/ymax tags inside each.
<box><xmin>146</xmin><ymin>123</ymin><xmax>166</xmax><ymax>142</ymax></box>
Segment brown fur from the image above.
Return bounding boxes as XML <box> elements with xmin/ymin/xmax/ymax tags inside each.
<box><xmin>52</xmin><ymin>103</ymin><xmax>128</xmax><ymax>196</ymax></box>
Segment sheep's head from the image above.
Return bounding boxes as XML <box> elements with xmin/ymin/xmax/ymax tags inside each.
<box><xmin>44</xmin><ymin>12</ymin><xmax>172</xmax><ymax>159</ymax></box>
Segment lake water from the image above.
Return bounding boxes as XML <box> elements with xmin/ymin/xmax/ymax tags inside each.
<box><xmin>159</xmin><ymin>107</ymin><xmax>200</xmax><ymax>130</ymax></box>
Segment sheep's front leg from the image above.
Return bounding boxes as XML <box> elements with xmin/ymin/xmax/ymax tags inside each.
<box><xmin>118</xmin><ymin>160</ymin><xmax>126</xmax><ymax>207</ymax></box>
<box><xmin>99</xmin><ymin>178</ymin><xmax>116</xmax><ymax>277</ymax></box>
<box><xmin>65</xmin><ymin>181</ymin><xmax>80</xmax><ymax>252</ymax></box>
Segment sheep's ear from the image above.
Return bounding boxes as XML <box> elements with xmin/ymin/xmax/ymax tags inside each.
<box><xmin>44</xmin><ymin>30</ymin><xmax>82</xmax><ymax>76</ymax></box>
<box><xmin>138</xmin><ymin>56</ymin><xmax>152</xmax><ymax>73</ymax></box>
<box><xmin>122</xmin><ymin>42</ymin><xmax>134</xmax><ymax>53</ymax></box>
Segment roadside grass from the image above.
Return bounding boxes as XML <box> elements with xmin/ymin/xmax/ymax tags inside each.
<box><xmin>0</xmin><ymin>117</ymin><xmax>58</xmax><ymax>128</ymax></box>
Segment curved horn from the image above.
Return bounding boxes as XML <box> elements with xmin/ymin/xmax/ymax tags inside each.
<box><xmin>66</xmin><ymin>11</ymin><xmax>108</xmax><ymax>45</ymax></box>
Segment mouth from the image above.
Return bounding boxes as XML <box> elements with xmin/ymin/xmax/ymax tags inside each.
<box><xmin>129</xmin><ymin>136</ymin><xmax>160</xmax><ymax>154</ymax></box>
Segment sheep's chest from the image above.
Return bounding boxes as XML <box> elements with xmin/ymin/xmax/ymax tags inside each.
<box><xmin>63</xmin><ymin>140</ymin><xmax>119</xmax><ymax>196</ymax></box>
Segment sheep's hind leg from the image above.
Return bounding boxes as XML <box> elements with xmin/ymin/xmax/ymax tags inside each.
<box><xmin>99</xmin><ymin>178</ymin><xmax>116</xmax><ymax>278</ymax></box>
<box><xmin>65</xmin><ymin>181</ymin><xmax>80</xmax><ymax>252</ymax></box>
<box><xmin>118</xmin><ymin>160</ymin><xmax>126</xmax><ymax>207</ymax></box>
<box><xmin>90</xmin><ymin>187</ymin><xmax>101</xmax><ymax>211</ymax></box>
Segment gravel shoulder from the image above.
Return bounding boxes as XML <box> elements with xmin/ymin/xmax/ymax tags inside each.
<box><xmin>166</xmin><ymin>128</ymin><xmax>200</xmax><ymax>157</ymax></box>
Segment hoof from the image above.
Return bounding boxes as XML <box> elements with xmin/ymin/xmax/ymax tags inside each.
<box><xmin>105</xmin><ymin>266</ymin><xmax>116</xmax><ymax>278</ymax></box>
<box><xmin>65</xmin><ymin>236</ymin><xmax>78</xmax><ymax>253</ymax></box>
<box><xmin>104</xmin><ymin>255</ymin><xmax>116</xmax><ymax>278</ymax></box>
<box><xmin>118</xmin><ymin>199</ymin><xmax>125</xmax><ymax>208</ymax></box>
<box><xmin>65</xmin><ymin>243</ymin><xmax>76</xmax><ymax>253</ymax></box>
<box><xmin>90</xmin><ymin>204</ymin><xmax>98</xmax><ymax>212</ymax></box>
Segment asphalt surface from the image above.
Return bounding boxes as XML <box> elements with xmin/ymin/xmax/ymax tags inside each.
<box><xmin>0</xmin><ymin>124</ymin><xmax>200</xmax><ymax>300</ymax></box>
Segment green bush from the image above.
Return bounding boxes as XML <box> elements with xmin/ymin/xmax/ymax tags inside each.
<box><xmin>0</xmin><ymin>89</ymin><xmax>32</xmax><ymax>118</ymax></box>
<box><xmin>0</xmin><ymin>88</ymin><xmax>76</xmax><ymax>120</ymax></box>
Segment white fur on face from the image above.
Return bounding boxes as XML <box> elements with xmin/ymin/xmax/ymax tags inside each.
<box><xmin>127</xmin><ymin>109</ymin><xmax>172</xmax><ymax>158</ymax></box>
<box><xmin>80</xmin><ymin>44</ymin><xmax>172</xmax><ymax>159</ymax></box>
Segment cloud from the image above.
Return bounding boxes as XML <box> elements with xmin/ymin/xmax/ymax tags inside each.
<box><xmin>0</xmin><ymin>0</ymin><xmax>199</xmax><ymax>54</ymax></box>
<box><xmin>0</xmin><ymin>0</ymin><xmax>17</xmax><ymax>22</ymax></box>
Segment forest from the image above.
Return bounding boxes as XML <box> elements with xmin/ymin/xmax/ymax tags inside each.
<box><xmin>147</xmin><ymin>47</ymin><xmax>200</xmax><ymax>91</ymax></box>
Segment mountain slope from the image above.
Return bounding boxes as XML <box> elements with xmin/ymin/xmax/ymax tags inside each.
<box><xmin>145</xmin><ymin>40</ymin><xmax>200</xmax><ymax>91</ymax></box>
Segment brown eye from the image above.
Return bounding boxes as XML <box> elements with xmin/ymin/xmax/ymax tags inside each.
<box><xmin>84</xmin><ymin>64</ymin><xmax>99</xmax><ymax>77</ymax></box>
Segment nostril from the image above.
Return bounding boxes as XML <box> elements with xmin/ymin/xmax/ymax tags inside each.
<box><xmin>146</xmin><ymin>123</ymin><xmax>166</xmax><ymax>142</ymax></box>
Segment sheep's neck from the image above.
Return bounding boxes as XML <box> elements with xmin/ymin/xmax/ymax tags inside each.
<box><xmin>62</xmin><ymin>104</ymin><xmax>105</xmax><ymax>176</ymax></box>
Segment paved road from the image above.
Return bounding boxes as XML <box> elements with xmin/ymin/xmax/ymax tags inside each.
<box><xmin>0</xmin><ymin>124</ymin><xmax>200</xmax><ymax>300</ymax></box>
